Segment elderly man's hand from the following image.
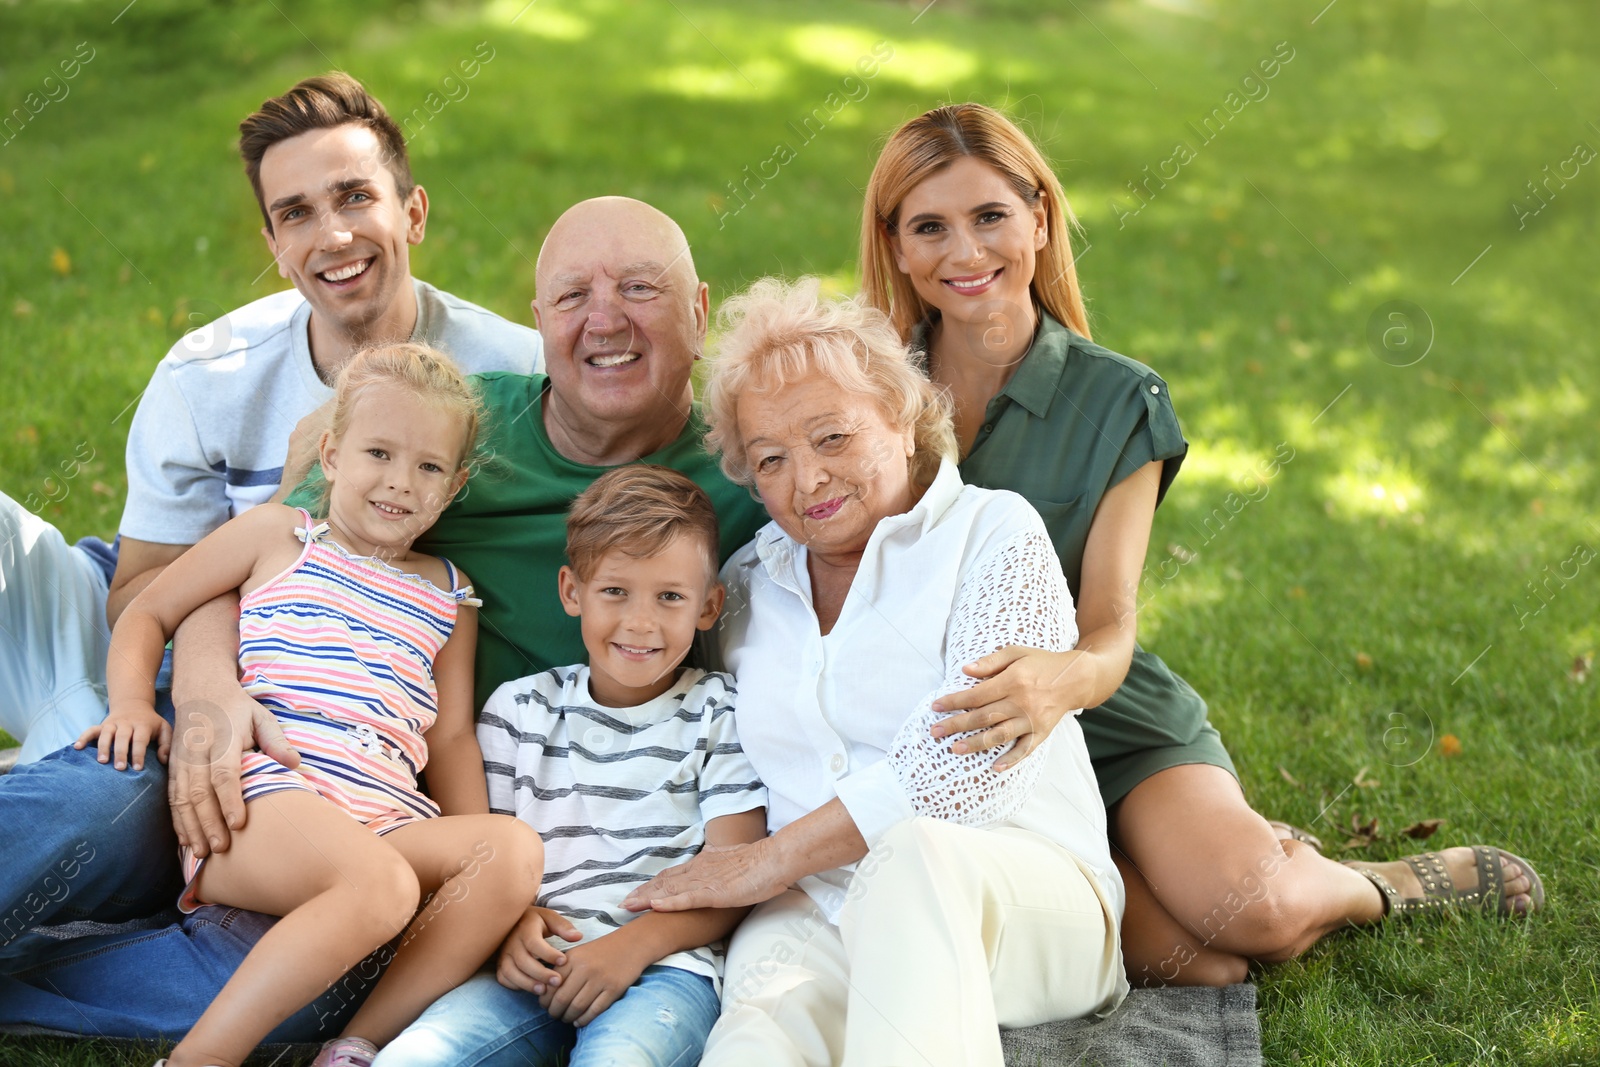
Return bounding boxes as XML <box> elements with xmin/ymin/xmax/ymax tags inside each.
<box><xmin>621</xmin><ymin>839</ymin><xmax>789</xmax><ymax>914</ymax></box>
<box><xmin>930</xmin><ymin>646</ymin><xmax>1091</xmax><ymax>771</ymax></box>
<box><xmin>168</xmin><ymin>687</ymin><xmax>300</xmax><ymax>857</ymax></box>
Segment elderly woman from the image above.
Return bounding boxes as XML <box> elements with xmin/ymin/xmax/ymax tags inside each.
<box><xmin>621</xmin><ymin>278</ymin><xmax>1125</xmax><ymax>1067</ymax></box>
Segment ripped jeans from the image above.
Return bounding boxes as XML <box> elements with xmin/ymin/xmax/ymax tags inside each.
<box><xmin>373</xmin><ymin>964</ymin><xmax>719</xmax><ymax>1067</ymax></box>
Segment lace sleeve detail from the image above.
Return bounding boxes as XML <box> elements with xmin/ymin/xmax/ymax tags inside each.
<box><xmin>885</xmin><ymin>525</ymin><xmax>1078</xmax><ymax>826</ymax></box>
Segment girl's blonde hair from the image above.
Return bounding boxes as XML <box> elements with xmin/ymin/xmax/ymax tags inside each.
<box><xmin>860</xmin><ymin>102</ymin><xmax>1092</xmax><ymax>343</ymax></box>
<box><xmin>313</xmin><ymin>341</ymin><xmax>485</xmax><ymax>514</ymax></box>
<box><xmin>705</xmin><ymin>276</ymin><xmax>957</xmax><ymax>489</ymax></box>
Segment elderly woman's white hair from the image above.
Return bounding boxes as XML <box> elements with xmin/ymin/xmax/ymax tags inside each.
<box><xmin>705</xmin><ymin>276</ymin><xmax>957</xmax><ymax>488</ymax></box>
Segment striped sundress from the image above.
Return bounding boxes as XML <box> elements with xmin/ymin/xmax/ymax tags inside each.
<box><xmin>178</xmin><ymin>508</ymin><xmax>479</xmax><ymax>911</ymax></box>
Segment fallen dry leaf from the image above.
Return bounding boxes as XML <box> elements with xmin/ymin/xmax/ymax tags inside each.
<box><xmin>1279</xmin><ymin>766</ymin><xmax>1303</xmax><ymax>789</ymax></box>
<box><xmin>1355</xmin><ymin>652</ymin><xmax>1374</xmax><ymax>671</ymax></box>
<box><xmin>1353</xmin><ymin>766</ymin><xmax>1381</xmax><ymax>789</ymax></box>
<box><xmin>1403</xmin><ymin>819</ymin><xmax>1445</xmax><ymax>840</ymax></box>
<box><xmin>1571</xmin><ymin>654</ymin><xmax>1593</xmax><ymax>684</ymax></box>
<box><xmin>1438</xmin><ymin>734</ymin><xmax>1463</xmax><ymax>757</ymax></box>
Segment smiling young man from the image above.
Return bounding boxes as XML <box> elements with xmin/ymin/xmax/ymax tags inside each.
<box><xmin>0</xmin><ymin>73</ymin><xmax>538</xmax><ymax>976</ymax></box>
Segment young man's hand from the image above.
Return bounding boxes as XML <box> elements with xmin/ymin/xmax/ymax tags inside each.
<box><xmin>75</xmin><ymin>702</ymin><xmax>172</xmax><ymax>771</ymax></box>
<box><xmin>498</xmin><ymin>905</ymin><xmax>582</xmax><ymax>996</ymax></box>
<box><xmin>539</xmin><ymin>932</ymin><xmax>652</xmax><ymax>1027</ymax></box>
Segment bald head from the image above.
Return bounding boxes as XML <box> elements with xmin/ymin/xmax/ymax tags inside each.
<box><xmin>536</xmin><ymin>196</ymin><xmax>698</xmax><ymax>296</ymax></box>
<box><xmin>531</xmin><ymin>196</ymin><xmax>710</xmax><ymax>465</ymax></box>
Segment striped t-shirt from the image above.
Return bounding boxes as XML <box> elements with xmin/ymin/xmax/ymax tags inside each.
<box><xmin>478</xmin><ymin>665</ymin><xmax>767</xmax><ymax>985</ymax></box>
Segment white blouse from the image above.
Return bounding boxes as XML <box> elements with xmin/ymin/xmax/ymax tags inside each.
<box><xmin>718</xmin><ymin>459</ymin><xmax>1123</xmax><ymax>924</ymax></box>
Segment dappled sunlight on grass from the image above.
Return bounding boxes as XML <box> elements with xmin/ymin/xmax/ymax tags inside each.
<box><xmin>785</xmin><ymin>24</ymin><xmax>886</xmax><ymax>74</ymax></box>
<box><xmin>648</xmin><ymin>58</ymin><xmax>790</xmax><ymax>100</ymax></box>
<box><xmin>1166</xmin><ymin>437</ymin><xmax>1283</xmax><ymax>492</ymax></box>
<box><xmin>872</xmin><ymin>39</ymin><xmax>979</xmax><ymax>90</ymax></box>
<box><xmin>484</xmin><ymin>1</ymin><xmax>592</xmax><ymax>40</ymax></box>
<box><xmin>1322</xmin><ymin>463</ymin><xmax>1427</xmax><ymax>520</ymax></box>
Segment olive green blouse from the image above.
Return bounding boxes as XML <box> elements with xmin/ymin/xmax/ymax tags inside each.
<box><xmin>917</xmin><ymin>311</ymin><xmax>1234</xmax><ymax>805</ymax></box>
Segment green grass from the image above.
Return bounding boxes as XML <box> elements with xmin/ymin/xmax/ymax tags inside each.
<box><xmin>3</xmin><ymin>0</ymin><xmax>1597</xmax><ymax>1063</ymax></box>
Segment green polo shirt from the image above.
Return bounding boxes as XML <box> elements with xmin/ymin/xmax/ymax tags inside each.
<box><xmin>287</xmin><ymin>372</ymin><xmax>768</xmax><ymax>708</ymax></box>
<box><xmin>938</xmin><ymin>312</ymin><xmax>1187</xmax><ymax>604</ymax></box>
<box><xmin>918</xmin><ymin>312</ymin><xmax>1233</xmax><ymax>806</ymax></box>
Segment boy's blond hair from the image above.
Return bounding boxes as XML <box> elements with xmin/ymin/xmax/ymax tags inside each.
<box><xmin>565</xmin><ymin>465</ymin><xmax>720</xmax><ymax>580</ymax></box>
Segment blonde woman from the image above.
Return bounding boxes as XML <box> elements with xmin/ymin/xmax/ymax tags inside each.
<box><xmin>855</xmin><ymin>102</ymin><xmax>1543</xmax><ymax>985</ymax></box>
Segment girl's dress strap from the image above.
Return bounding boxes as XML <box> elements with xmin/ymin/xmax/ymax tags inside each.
<box><xmin>441</xmin><ymin>557</ymin><xmax>483</xmax><ymax>608</ymax></box>
<box><xmin>292</xmin><ymin>508</ymin><xmax>330</xmax><ymax>546</ymax></box>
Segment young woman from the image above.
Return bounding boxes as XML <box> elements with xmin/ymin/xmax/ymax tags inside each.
<box><xmin>855</xmin><ymin>103</ymin><xmax>1543</xmax><ymax>984</ymax></box>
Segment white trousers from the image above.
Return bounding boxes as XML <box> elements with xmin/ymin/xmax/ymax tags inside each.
<box><xmin>0</xmin><ymin>491</ymin><xmax>112</xmax><ymax>762</ymax></box>
<box><xmin>706</xmin><ymin>818</ymin><xmax>1126</xmax><ymax>1067</ymax></box>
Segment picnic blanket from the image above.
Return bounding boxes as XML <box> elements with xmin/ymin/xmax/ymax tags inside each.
<box><xmin>5</xmin><ymin>974</ymin><xmax>1261</xmax><ymax>1066</ymax></box>
<box><xmin>1003</xmin><ymin>984</ymin><xmax>1262</xmax><ymax>1067</ymax></box>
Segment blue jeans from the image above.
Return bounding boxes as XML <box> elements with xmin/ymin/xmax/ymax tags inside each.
<box><xmin>0</xmin><ymin>711</ymin><xmax>182</xmax><ymax>963</ymax></box>
<box><xmin>0</xmin><ymin>904</ymin><xmax>370</xmax><ymax>1041</ymax></box>
<box><xmin>374</xmin><ymin>965</ymin><xmax>721</xmax><ymax>1067</ymax></box>
<box><xmin>0</xmin><ymin>687</ymin><xmax>377</xmax><ymax>1040</ymax></box>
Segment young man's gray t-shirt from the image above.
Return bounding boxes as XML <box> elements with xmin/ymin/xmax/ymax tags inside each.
<box><xmin>119</xmin><ymin>279</ymin><xmax>541</xmax><ymax>544</ymax></box>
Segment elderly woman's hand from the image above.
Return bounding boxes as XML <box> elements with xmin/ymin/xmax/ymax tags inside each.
<box><xmin>622</xmin><ymin>838</ymin><xmax>790</xmax><ymax>913</ymax></box>
<box><xmin>930</xmin><ymin>645</ymin><xmax>1094</xmax><ymax>770</ymax></box>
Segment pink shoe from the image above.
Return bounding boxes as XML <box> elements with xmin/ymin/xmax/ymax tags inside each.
<box><xmin>311</xmin><ymin>1036</ymin><xmax>380</xmax><ymax>1067</ymax></box>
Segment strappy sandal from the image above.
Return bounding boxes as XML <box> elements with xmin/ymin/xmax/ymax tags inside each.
<box><xmin>1344</xmin><ymin>846</ymin><xmax>1545</xmax><ymax>918</ymax></box>
<box><xmin>1268</xmin><ymin>820</ymin><xmax>1323</xmax><ymax>851</ymax></box>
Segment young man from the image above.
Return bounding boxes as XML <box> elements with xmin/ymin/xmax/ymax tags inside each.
<box><xmin>0</xmin><ymin>72</ymin><xmax>540</xmax><ymax>959</ymax></box>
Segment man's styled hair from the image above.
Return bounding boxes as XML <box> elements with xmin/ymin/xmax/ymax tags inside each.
<box><xmin>238</xmin><ymin>72</ymin><xmax>414</xmax><ymax>231</ymax></box>
<box><xmin>565</xmin><ymin>466</ymin><xmax>721</xmax><ymax>581</ymax></box>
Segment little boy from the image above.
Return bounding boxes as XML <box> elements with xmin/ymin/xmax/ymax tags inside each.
<box><xmin>377</xmin><ymin>464</ymin><xmax>767</xmax><ymax>1066</ymax></box>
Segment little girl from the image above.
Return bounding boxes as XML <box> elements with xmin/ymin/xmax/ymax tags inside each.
<box><xmin>78</xmin><ymin>343</ymin><xmax>543</xmax><ymax>1067</ymax></box>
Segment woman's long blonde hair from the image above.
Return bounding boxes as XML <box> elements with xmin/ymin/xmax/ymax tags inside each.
<box><xmin>860</xmin><ymin>103</ymin><xmax>1091</xmax><ymax>343</ymax></box>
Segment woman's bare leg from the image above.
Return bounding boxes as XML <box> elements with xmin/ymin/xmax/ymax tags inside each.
<box><xmin>338</xmin><ymin>814</ymin><xmax>542</xmax><ymax>1046</ymax></box>
<box><xmin>1114</xmin><ymin>852</ymin><xmax>1250</xmax><ymax>987</ymax></box>
<box><xmin>1113</xmin><ymin>765</ymin><xmax>1535</xmax><ymax>981</ymax></box>
<box><xmin>167</xmin><ymin>791</ymin><xmax>424</xmax><ymax>1067</ymax></box>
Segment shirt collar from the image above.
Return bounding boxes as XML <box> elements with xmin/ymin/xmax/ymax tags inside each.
<box><xmin>1003</xmin><ymin>312</ymin><xmax>1073</xmax><ymax>418</ymax></box>
<box><xmin>912</xmin><ymin>309</ymin><xmax>1074</xmax><ymax>419</ymax></box>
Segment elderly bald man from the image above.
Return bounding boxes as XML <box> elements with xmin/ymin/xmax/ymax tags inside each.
<box><xmin>0</xmin><ymin>198</ymin><xmax>768</xmax><ymax>1043</ymax></box>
